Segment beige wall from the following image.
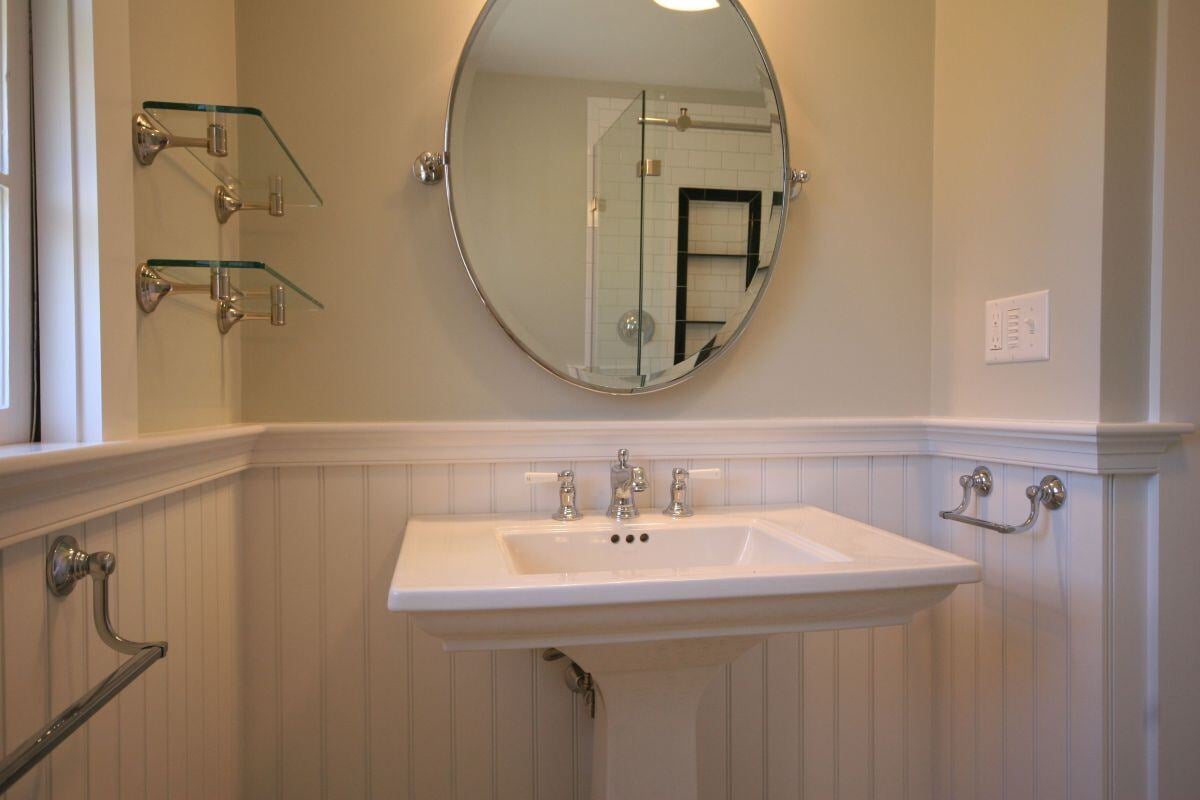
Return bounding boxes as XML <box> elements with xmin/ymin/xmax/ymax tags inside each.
<box><xmin>132</xmin><ymin>0</ymin><xmax>242</xmax><ymax>433</ymax></box>
<box><xmin>930</xmin><ymin>0</ymin><xmax>1162</xmax><ymax>423</ymax></box>
<box><xmin>1154</xmin><ymin>0</ymin><xmax>1200</xmax><ymax>795</ymax></box>
<box><xmin>232</xmin><ymin>0</ymin><xmax>935</xmax><ymax>421</ymax></box>
<box><xmin>929</xmin><ymin>0</ymin><xmax>1109</xmax><ymax>420</ymax></box>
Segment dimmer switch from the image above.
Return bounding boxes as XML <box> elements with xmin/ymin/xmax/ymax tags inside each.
<box><xmin>984</xmin><ymin>291</ymin><xmax>1049</xmax><ymax>364</ymax></box>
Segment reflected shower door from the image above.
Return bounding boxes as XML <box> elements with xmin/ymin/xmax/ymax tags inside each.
<box><xmin>590</xmin><ymin>92</ymin><xmax>646</xmax><ymax>378</ymax></box>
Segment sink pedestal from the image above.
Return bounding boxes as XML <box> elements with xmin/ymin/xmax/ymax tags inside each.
<box><xmin>563</xmin><ymin>635</ymin><xmax>764</xmax><ymax>800</ymax></box>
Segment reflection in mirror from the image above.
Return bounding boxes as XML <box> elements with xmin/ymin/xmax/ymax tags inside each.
<box><xmin>448</xmin><ymin>0</ymin><xmax>788</xmax><ymax>393</ymax></box>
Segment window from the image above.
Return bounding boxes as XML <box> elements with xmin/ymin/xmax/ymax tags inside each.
<box><xmin>0</xmin><ymin>0</ymin><xmax>31</xmax><ymax>443</ymax></box>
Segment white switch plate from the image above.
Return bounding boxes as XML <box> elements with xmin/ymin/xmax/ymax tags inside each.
<box><xmin>985</xmin><ymin>290</ymin><xmax>1049</xmax><ymax>364</ymax></box>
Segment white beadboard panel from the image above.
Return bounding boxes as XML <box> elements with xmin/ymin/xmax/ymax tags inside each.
<box><xmin>0</xmin><ymin>447</ymin><xmax>1134</xmax><ymax>800</ymax></box>
<box><xmin>233</xmin><ymin>456</ymin><xmax>930</xmax><ymax>800</ymax></box>
<box><xmin>928</xmin><ymin>457</ymin><xmax>1120</xmax><ymax>800</ymax></box>
<box><xmin>0</xmin><ymin>477</ymin><xmax>241</xmax><ymax>799</ymax></box>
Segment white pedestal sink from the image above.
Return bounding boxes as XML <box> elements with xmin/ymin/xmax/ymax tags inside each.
<box><xmin>389</xmin><ymin>506</ymin><xmax>979</xmax><ymax>800</ymax></box>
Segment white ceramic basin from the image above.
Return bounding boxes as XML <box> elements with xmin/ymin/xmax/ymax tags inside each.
<box><xmin>389</xmin><ymin>505</ymin><xmax>979</xmax><ymax>800</ymax></box>
<box><xmin>389</xmin><ymin>505</ymin><xmax>979</xmax><ymax>649</ymax></box>
<box><xmin>499</xmin><ymin>517</ymin><xmax>845</xmax><ymax>574</ymax></box>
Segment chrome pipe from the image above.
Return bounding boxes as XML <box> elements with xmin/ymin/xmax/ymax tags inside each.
<box><xmin>638</xmin><ymin>108</ymin><xmax>775</xmax><ymax>134</ymax></box>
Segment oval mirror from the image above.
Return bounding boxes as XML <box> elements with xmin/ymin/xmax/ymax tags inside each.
<box><xmin>445</xmin><ymin>0</ymin><xmax>790</xmax><ymax>393</ymax></box>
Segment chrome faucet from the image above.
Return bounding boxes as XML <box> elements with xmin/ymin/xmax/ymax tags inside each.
<box><xmin>662</xmin><ymin>467</ymin><xmax>722</xmax><ymax>518</ymax></box>
<box><xmin>607</xmin><ymin>448</ymin><xmax>647</xmax><ymax>519</ymax></box>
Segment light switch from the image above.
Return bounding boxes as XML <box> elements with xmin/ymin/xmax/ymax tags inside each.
<box><xmin>985</xmin><ymin>290</ymin><xmax>1050</xmax><ymax>364</ymax></box>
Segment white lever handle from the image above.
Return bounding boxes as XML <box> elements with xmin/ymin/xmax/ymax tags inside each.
<box><xmin>525</xmin><ymin>472</ymin><xmax>561</xmax><ymax>484</ymax></box>
<box><xmin>688</xmin><ymin>468</ymin><xmax>721</xmax><ymax>480</ymax></box>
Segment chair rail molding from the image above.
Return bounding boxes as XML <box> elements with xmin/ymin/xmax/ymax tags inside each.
<box><xmin>0</xmin><ymin>418</ymin><xmax>1190</xmax><ymax>545</ymax></box>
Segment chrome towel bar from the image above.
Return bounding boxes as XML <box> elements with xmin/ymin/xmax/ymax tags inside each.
<box><xmin>939</xmin><ymin>466</ymin><xmax>1066</xmax><ymax>534</ymax></box>
<box><xmin>0</xmin><ymin>536</ymin><xmax>167</xmax><ymax>793</ymax></box>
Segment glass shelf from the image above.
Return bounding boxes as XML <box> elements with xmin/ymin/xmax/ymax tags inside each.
<box><xmin>141</xmin><ymin>102</ymin><xmax>322</xmax><ymax>208</ymax></box>
<box><xmin>146</xmin><ymin>259</ymin><xmax>324</xmax><ymax>312</ymax></box>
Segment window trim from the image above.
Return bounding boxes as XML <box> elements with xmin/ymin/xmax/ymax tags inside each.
<box><xmin>0</xmin><ymin>0</ymin><xmax>33</xmax><ymax>444</ymax></box>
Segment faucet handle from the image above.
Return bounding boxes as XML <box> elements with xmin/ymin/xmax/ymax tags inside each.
<box><xmin>686</xmin><ymin>468</ymin><xmax>721</xmax><ymax>481</ymax></box>
<box><xmin>616</xmin><ymin>448</ymin><xmax>630</xmax><ymax>468</ymax></box>
<box><xmin>631</xmin><ymin>465</ymin><xmax>647</xmax><ymax>493</ymax></box>
<box><xmin>526</xmin><ymin>470</ymin><xmax>582</xmax><ymax>521</ymax></box>
<box><xmin>662</xmin><ymin>467</ymin><xmax>722</xmax><ymax>518</ymax></box>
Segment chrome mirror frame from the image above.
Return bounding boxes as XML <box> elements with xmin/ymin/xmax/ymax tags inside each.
<box><xmin>437</xmin><ymin>0</ymin><xmax>793</xmax><ymax>395</ymax></box>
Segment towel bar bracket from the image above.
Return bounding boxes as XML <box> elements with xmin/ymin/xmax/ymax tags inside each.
<box><xmin>1</xmin><ymin>537</ymin><xmax>168</xmax><ymax>793</ymax></box>
<box><xmin>46</xmin><ymin>535</ymin><xmax>167</xmax><ymax>655</ymax></box>
<box><xmin>939</xmin><ymin>467</ymin><xmax>1066</xmax><ymax>534</ymax></box>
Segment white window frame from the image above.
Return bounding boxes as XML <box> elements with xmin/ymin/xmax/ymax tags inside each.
<box><xmin>0</xmin><ymin>0</ymin><xmax>31</xmax><ymax>443</ymax></box>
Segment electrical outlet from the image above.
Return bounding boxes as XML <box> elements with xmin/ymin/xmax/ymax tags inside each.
<box><xmin>984</xmin><ymin>291</ymin><xmax>1049</xmax><ymax>364</ymax></box>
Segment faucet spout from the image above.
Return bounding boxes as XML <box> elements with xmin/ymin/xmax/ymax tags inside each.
<box><xmin>607</xmin><ymin>448</ymin><xmax>647</xmax><ymax>519</ymax></box>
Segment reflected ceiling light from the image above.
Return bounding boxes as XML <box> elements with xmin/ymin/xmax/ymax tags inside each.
<box><xmin>653</xmin><ymin>0</ymin><xmax>720</xmax><ymax>11</ymax></box>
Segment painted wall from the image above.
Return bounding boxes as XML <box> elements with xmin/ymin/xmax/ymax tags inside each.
<box><xmin>0</xmin><ymin>479</ymin><xmax>242</xmax><ymax>799</ymax></box>
<box><xmin>1153</xmin><ymin>0</ymin><xmax>1200</xmax><ymax>796</ymax></box>
<box><xmin>929</xmin><ymin>0</ymin><xmax>1109</xmax><ymax>420</ymax></box>
<box><xmin>232</xmin><ymin>0</ymin><xmax>935</xmax><ymax>420</ymax></box>
<box><xmin>131</xmin><ymin>0</ymin><xmax>243</xmax><ymax>433</ymax></box>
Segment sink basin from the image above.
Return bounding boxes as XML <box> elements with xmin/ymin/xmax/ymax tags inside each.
<box><xmin>389</xmin><ymin>505</ymin><xmax>978</xmax><ymax>649</ymax></box>
<box><xmin>498</xmin><ymin>517</ymin><xmax>847</xmax><ymax>574</ymax></box>
<box><xmin>389</xmin><ymin>505</ymin><xmax>979</xmax><ymax>800</ymax></box>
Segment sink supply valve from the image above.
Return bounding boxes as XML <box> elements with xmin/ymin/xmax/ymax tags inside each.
<box><xmin>662</xmin><ymin>467</ymin><xmax>722</xmax><ymax>518</ymax></box>
<box><xmin>543</xmin><ymin>649</ymin><xmax>596</xmax><ymax>718</ymax></box>
<box><xmin>525</xmin><ymin>470</ymin><xmax>582</xmax><ymax>521</ymax></box>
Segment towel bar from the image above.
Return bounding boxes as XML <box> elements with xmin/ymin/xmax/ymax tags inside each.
<box><xmin>939</xmin><ymin>466</ymin><xmax>1066</xmax><ymax>534</ymax></box>
<box><xmin>0</xmin><ymin>536</ymin><xmax>167</xmax><ymax>793</ymax></box>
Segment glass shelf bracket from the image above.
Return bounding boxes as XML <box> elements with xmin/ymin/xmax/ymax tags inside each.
<box><xmin>135</xmin><ymin>260</ymin><xmax>323</xmax><ymax>335</ymax></box>
<box><xmin>134</xmin><ymin>101</ymin><xmax>323</xmax><ymax>224</ymax></box>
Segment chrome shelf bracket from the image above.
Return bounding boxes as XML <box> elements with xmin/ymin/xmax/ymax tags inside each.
<box><xmin>215</xmin><ymin>179</ymin><xmax>285</xmax><ymax>224</ymax></box>
<box><xmin>939</xmin><ymin>466</ymin><xmax>1066</xmax><ymax>534</ymax></box>
<box><xmin>413</xmin><ymin>151</ymin><xmax>446</xmax><ymax>185</ymax></box>
<box><xmin>136</xmin><ymin>262</ymin><xmax>227</xmax><ymax>313</ymax></box>
<box><xmin>218</xmin><ymin>285</ymin><xmax>287</xmax><ymax>334</ymax></box>
<box><xmin>133</xmin><ymin>111</ymin><xmax>227</xmax><ymax>166</ymax></box>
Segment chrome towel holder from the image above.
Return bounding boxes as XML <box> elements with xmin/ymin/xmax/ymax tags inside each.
<box><xmin>0</xmin><ymin>536</ymin><xmax>167</xmax><ymax>793</ymax></box>
<box><xmin>939</xmin><ymin>466</ymin><xmax>1066</xmax><ymax>534</ymax></box>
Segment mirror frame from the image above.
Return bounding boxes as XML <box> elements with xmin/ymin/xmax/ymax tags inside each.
<box><xmin>441</xmin><ymin>0</ymin><xmax>792</xmax><ymax>395</ymax></box>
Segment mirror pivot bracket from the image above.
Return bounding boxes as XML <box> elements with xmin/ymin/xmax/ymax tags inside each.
<box><xmin>413</xmin><ymin>151</ymin><xmax>446</xmax><ymax>185</ymax></box>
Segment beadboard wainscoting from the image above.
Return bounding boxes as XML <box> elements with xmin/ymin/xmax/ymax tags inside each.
<box><xmin>238</xmin><ymin>455</ymin><xmax>937</xmax><ymax>800</ymax></box>
<box><xmin>928</xmin><ymin>460</ymin><xmax>1148</xmax><ymax>800</ymax></box>
<box><xmin>0</xmin><ymin>419</ymin><xmax>1176</xmax><ymax>799</ymax></box>
<box><xmin>0</xmin><ymin>476</ymin><xmax>242</xmax><ymax>800</ymax></box>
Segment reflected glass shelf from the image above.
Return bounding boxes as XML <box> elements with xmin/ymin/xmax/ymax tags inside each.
<box><xmin>142</xmin><ymin>102</ymin><xmax>322</xmax><ymax>208</ymax></box>
<box><xmin>146</xmin><ymin>259</ymin><xmax>324</xmax><ymax>311</ymax></box>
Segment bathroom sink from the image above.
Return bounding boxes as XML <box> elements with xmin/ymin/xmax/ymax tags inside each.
<box><xmin>498</xmin><ymin>517</ymin><xmax>846</xmax><ymax>574</ymax></box>
<box><xmin>388</xmin><ymin>505</ymin><xmax>979</xmax><ymax>650</ymax></box>
<box><xmin>390</xmin><ymin>504</ymin><xmax>978</xmax><ymax>800</ymax></box>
